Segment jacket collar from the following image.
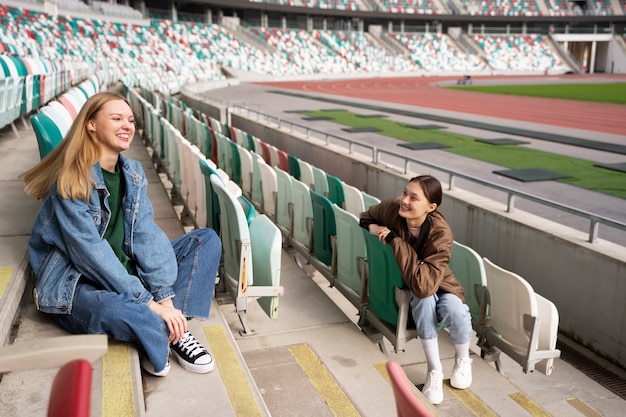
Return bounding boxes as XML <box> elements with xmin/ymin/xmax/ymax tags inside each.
<box><xmin>91</xmin><ymin>154</ymin><xmax>141</xmax><ymax>189</ymax></box>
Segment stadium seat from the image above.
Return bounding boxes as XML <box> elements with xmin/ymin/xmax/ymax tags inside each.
<box><xmin>326</xmin><ymin>173</ymin><xmax>345</xmax><ymax>208</ymax></box>
<box><xmin>478</xmin><ymin>258</ymin><xmax>560</xmax><ymax>375</ymax></box>
<box><xmin>257</xmin><ymin>157</ymin><xmax>278</xmax><ymax>219</ymax></box>
<box><xmin>361</xmin><ymin>230</ymin><xmax>417</xmax><ymax>352</ymax></box>
<box><xmin>449</xmin><ymin>241</ymin><xmax>487</xmax><ymax>330</ymax></box>
<box><xmin>250</xmin><ymin>152</ymin><xmax>265</xmax><ymax>212</ymax></box>
<box><xmin>290</xmin><ymin>178</ymin><xmax>314</xmax><ymax>259</ymax></box>
<box><xmin>274</xmin><ymin>166</ymin><xmax>295</xmax><ymax>238</ymax></box>
<box><xmin>229</xmin><ymin>140</ymin><xmax>242</xmax><ymax>185</ymax></box>
<box><xmin>386</xmin><ymin>360</ymin><xmax>436</xmax><ymax>417</ymax></box>
<box><xmin>312</xmin><ymin>166</ymin><xmax>329</xmax><ymax>197</ymax></box>
<box><xmin>40</xmin><ymin>101</ymin><xmax>73</xmax><ymax>138</ymax></box>
<box><xmin>214</xmin><ymin>132</ymin><xmax>233</xmax><ymax>179</ymax></box>
<box><xmin>210</xmin><ymin>174</ymin><xmax>284</xmax><ymax>334</ymax></box>
<box><xmin>249</xmin><ymin>214</ymin><xmax>283</xmax><ymax>319</ymax></box>
<box><xmin>332</xmin><ymin>204</ymin><xmax>367</xmax><ymax>306</ymax></box>
<box><xmin>342</xmin><ymin>182</ymin><xmax>366</xmax><ymax>216</ymax></box>
<box><xmin>199</xmin><ymin>158</ymin><xmax>222</xmax><ymax>234</ymax></box>
<box><xmin>362</xmin><ymin>191</ymin><xmax>381</xmax><ymax>210</ymax></box>
<box><xmin>287</xmin><ymin>154</ymin><xmax>301</xmax><ymax>180</ymax></box>
<box><xmin>31</xmin><ymin>112</ymin><xmax>63</xmax><ymax>159</ymax></box>
<box><xmin>297</xmin><ymin>159</ymin><xmax>315</xmax><ymax>189</ymax></box>
<box><xmin>237</xmin><ymin>145</ymin><xmax>254</xmax><ymax>199</ymax></box>
<box><xmin>48</xmin><ymin>359</ymin><xmax>92</xmax><ymax>417</ymax></box>
<box><xmin>309</xmin><ymin>190</ymin><xmax>337</xmax><ymax>269</ymax></box>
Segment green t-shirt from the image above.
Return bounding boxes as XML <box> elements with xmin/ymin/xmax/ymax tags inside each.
<box><xmin>102</xmin><ymin>164</ymin><xmax>130</xmax><ymax>272</ymax></box>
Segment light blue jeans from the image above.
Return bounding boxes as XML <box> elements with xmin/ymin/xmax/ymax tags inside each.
<box><xmin>410</xmin><ymin>291</ymin><xmax>472</xmax><ymax>344</ymax></box>
<box><xmin>54</xmin><ymin>228</ymin><xmax>221</xmax><ymax>373</ymax></box>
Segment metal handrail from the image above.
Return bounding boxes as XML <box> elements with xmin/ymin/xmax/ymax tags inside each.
<box><xmin>230</xmin><ymin>104</ymin><xmax>626</xmax><ymax>244</ymax></box>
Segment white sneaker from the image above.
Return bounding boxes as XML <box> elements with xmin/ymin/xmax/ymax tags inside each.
<box><xmin>450</xmin><ymin>357</ymin><xmax>472</xmax><ymax>389</ymax></box>
<box><xmin>141</xmin><ymin>357</ymin><xmax>170</xmax><ymax>377</ymax></box>
<box><xmin>422</xmin><ymin>370</ymin><xmax>444</xmax><ymax>405</ymax></box>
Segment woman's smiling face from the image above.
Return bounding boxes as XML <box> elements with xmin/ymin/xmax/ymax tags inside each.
<box><xmin>89</xmin><ymin>99</ymin><xmax>135</xmax><ymax>158</ymax></box>
<box><xmin>398</xmin><ymin>180</ymin><xmax>437</xmax><ymax>227</ymax></box>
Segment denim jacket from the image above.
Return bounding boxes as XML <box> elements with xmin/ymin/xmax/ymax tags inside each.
<box><xmin>28</xmin><ymin>154</ymin><xmax>178</xmax><ymax>314</ymax></box>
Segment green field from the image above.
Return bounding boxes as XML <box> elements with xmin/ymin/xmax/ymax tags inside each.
<box><xmin>301</xmin><ymin>109</ymin><xmax>626</xmax><ymax>199</ymax></box>
<box><xmin>447</xmin><ymin>83</ymin><xmax>626</xmax><ymax>105</ymax></box>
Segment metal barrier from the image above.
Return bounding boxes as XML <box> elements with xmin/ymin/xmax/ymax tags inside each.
<box><xmin>230</xmin><ymin>105</ymin><xmax>626</xmax><ymax>244</ymax></box>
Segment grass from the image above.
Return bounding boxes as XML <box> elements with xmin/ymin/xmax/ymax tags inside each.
<box><xmin>446</xmin><ymin>83</ymin><xmax>626</xmax><ymax>105</ymax></box>
<box><xmin>301</xmin><ymin>109</ymin><xmax>626</xmax><ymax>199</ymax></box>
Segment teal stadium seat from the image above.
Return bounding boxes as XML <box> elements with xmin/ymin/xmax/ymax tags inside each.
<box><xmin>287</xmin><ymin>154</ymin><xmax>301</xmax><ymax>180</ymax></box>
<box><xmin>228</xmin><ymin>140</ymin><xmax>242</xmax><ymax>185</ymax></box>
<box><xmin>326</xmin><ymin>173</ymin><xmax>345</xmax><ymax>208</ymax></box>
<box><xmin>309</xmin><ymin>190</ymin><xmax>336</xmax><ymax>269</ymax></box>
<box><xmin>31</xmin><ymin>112</ymin><xmax>63</xmax><ymax>159</ymax></box>
<box><xmin>198</xmin><ymin>159</ymin><xmax>221</xmax><ymax>234</ymax></box>
<box><xmin>361</xmin><ymin>229</ymin><xmax>417</xmax><ymax>352</ymax></box>
<box><xmin>361</xmin><ymin>230</ymin><xmax>406</xmax><ymax>326</ymax></box>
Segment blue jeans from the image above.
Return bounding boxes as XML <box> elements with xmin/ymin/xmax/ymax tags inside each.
<box><xmin>54</xmin><ymin>228</ymin><xmax>221</xmax><ymax>373</ymax></box>
<box><xmin>410</xmin><ymin>291</ymin><xmax>472</xmax><ymax>345</ymax></box>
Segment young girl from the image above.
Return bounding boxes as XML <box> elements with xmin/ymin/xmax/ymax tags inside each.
<box><xmin>360</xmin><ymin>175</ymin><xmax>472</xmax><ymax>404</ymax></box>
<box><xmin>22</xmin><ymin>92</ymin><xmax>221</xmax><ymax>376</ymax></box>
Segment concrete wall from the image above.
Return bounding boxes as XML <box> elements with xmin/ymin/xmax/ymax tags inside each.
<box><xmin>229</xmin><ymin>113</ymin><xmax>626</xmax><ymax>369</ymax></box>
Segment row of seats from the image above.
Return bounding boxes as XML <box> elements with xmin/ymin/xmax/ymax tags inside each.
<box><xmin>138</xmin><ymin>89</ymin><xmax>561</xmax><ymax>376</ymax></box>
<box><xmin>129</xmin><ymin>89</ymin><xmax>285</xmax><ymax>335</ymax></box>
<box><xmin>213</xmin><ymin>0</ymin><xmax>622</xmax><ymax>15</ymax></box>
<box><xmin>0</xmin><ymin>52</ymin><xmax>94</xmax><ymax>134</ymax></box>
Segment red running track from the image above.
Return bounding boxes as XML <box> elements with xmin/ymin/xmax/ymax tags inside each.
<box><xmin>258</xmin><ymin>75</ymin><xmax>626</xmax><ymax>136</ymax></box>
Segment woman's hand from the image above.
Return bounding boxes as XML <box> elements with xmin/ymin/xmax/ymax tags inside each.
<box><xmin>149</xmin><ymin>299</ymin><xmax>187</xmax><ymax>343</ymax></box>
<box><xmin>369</xmin><ymin>224</ymin><xmax>391</xmax><ymax>244</ymax></box>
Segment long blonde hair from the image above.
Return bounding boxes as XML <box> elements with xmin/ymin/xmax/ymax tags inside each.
<box><xmin>22</xmin><ymin>92</ymin><xmax>131</xmax><ymax>201</ymax></box>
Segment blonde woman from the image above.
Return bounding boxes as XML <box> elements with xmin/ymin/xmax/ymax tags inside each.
<box><xmin>22</xmin><ymin>92</ymin><xmax>221</xmax><ymax>376</ymax></box>
<box><xmin>360</xmin><ymin>175</ymin><xmax>472</xmax><ymax>404</ymax></box>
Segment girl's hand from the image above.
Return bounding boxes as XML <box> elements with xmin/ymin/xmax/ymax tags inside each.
<box><xmin>369</xmin><ymin>224</ymin><xmax>391</xmax><ymax>244</ymax></box>
<box><xmin>149</xmin><ymin>299</ymin><xmax>187</xmax><ymax>343</ymax></box>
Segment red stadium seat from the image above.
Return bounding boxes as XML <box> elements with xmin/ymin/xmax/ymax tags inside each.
<box><xmin>48</xmin><ymin>359</ymin><xmax>93</xmax><ymax>417</ymax></box>
<box><xmin>386</xmin><ymin>360</ymin><xmax>436</xmax><ymax>417</ymax></box>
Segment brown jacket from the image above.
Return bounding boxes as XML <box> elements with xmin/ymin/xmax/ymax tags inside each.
<box><xmin>360</xmin><ymin>197</ymin><xmax>465</xmax><ymax>303</ymax></box>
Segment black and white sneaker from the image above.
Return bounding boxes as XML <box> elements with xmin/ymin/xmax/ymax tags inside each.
<box><xmin>170</xmin><ymin>331</ymin><xmax>214</xmax><ymax>374</ymax></box>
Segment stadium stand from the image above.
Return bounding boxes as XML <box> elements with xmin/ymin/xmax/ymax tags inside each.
<box><xmin>459</xmin><ymin>0</ymin><xmax>541</xmax><ymax>16</ymax></box>
<box><xmin>382</xmin><ymin>0</ymin><xmax>441</xmax><ymax>14</ymax></box>
<box><xmin>391</xmin><ymin>32</ymin><xmax>489</xmax><ymax>72</ymax></box>
<box><xmin>313</xmin><ymin>30</ymin><xmax>418</xmax><ymax>72</ymax></box>
<box><xmin>471</xmin><ymin>34</ymin><xmax>569</xmax><ymax>73</ymax></box>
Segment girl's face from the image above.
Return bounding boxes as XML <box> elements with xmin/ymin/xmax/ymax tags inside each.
<box><xmin>398</xmin><ymin>180</ymin><xmax>437</xmax><ymax>226</ymax></box>
<box><xmin>89</xmin><ymin>99</ymin><xmax>135</xmax><ymax>158</ymax></box>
